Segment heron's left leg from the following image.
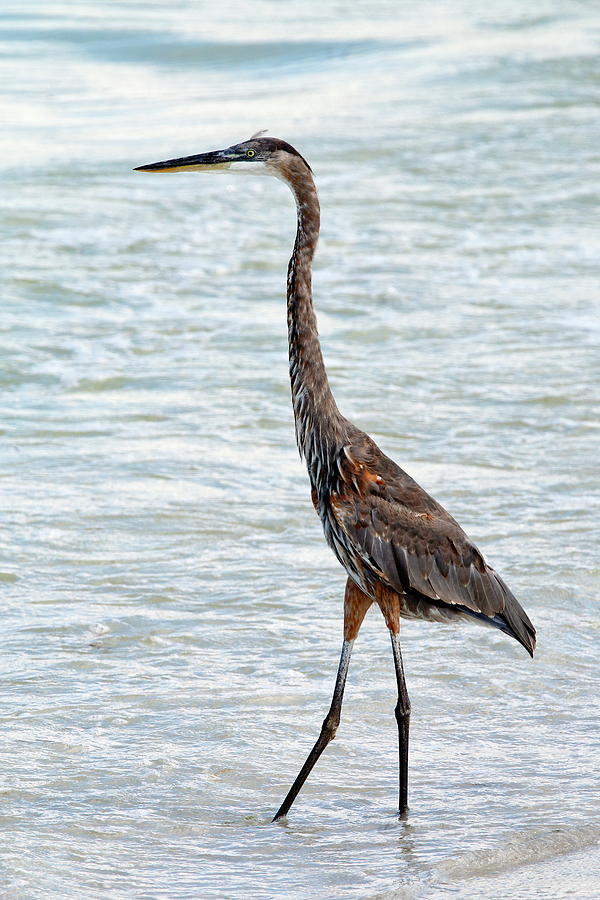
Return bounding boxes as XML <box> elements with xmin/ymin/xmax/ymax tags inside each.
<box><xmin>272</xmin><ymin>578</ymin><xmax>371</xmax><ymax>822</ymax></box>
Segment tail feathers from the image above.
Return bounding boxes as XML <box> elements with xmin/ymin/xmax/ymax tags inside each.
<box><xmin>498</xmin><ymin>592</ymin><xmax>536</xmax><ymax>657</ymax></box>
<box><xmin>460</xmin><ymin>593</ymin><xmax>536</xmax><ymax>657</ymax></box>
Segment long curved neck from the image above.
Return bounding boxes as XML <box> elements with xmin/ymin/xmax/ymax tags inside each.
<box><xmin>281</xmin><ymin>156</ymin><xmax>343</xmax><ymax>475</ymax></box>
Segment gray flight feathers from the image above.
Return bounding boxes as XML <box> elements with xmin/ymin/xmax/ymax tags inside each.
<box><xmin>329</xmin><ymin>434</ymin><xmax>536</xmax><ymax>656</ymax></box>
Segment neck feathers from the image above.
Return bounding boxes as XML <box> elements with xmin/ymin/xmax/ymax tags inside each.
<box><xmin>276</xmin><ymin>153</ymin><xmax>343</xmax><ymax>480</ymax></box>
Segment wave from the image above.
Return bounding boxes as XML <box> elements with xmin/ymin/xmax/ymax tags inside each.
<box><xmin>0</xmin><ymin>26</ymin><xmax>420</xmax><ymax>72</ymax></box>
<box><xmin>436</xmin><ymin>822</ymin><xmax>600</xmax><ymax>880</ymax></box>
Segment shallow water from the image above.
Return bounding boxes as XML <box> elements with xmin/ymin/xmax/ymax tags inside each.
<box><xmin>1</xmin><ymin>1</ymin><xmax>599</xmax><ymax>897</ymax></box>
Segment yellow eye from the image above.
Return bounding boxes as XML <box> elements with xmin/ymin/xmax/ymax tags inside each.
<box><xmin>246</xmin><ymin>149</ymin><xmax>256</xmax><ymax>158</ymax></box>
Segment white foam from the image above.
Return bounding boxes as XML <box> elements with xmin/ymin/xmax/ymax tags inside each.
<box><xmin>436</xmin><ymin>823</ymin><xmax>600</xmax><ymax>880</ymax></box>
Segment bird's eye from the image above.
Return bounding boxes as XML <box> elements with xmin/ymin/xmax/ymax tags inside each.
<box><xmin>246</xmin><ymin>149</ymin><xmax>256</xmax><ymax>158</ymax></box>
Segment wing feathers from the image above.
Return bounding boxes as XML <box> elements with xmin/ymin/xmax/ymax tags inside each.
<box><xmin>331</xmin><ymin>455</ymin><xmax>518</xmax><ymax>621</ymax></box>
<box><xmin>325</xmin><ymin>436</ymin><xmax>535</xmax><ymax>654</ymax></box>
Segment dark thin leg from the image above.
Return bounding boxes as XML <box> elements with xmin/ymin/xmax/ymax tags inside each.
<box><xmin>272</xmin><ymin>638</ymin><xmax>354</xmax><ymax>822</ymax></box>
<box><xmin>390</xmin><ymin>631</ymin><xmax>411</xmax><ymax>817</ymax></box>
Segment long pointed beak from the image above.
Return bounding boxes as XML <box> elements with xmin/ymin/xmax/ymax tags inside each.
<box><xmin>134</xmin><ymin>150</ymin><xmax>232</xmax><ymax>173</ymax></box>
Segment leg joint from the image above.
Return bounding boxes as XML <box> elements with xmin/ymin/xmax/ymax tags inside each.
<box><xmin>321</xmin><ymin>711</ymin><xmax>340</xmax><ymax>740</ymax></box>
<box><xmin>395</xmin><ymin>698</ymin><xmax>411</xmax><ymax>720</ymax></box>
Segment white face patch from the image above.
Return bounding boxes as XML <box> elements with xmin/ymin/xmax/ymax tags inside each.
<box><xmin>227</xmin><ymin>159</ymin><xmax>271</xmax><ymax>176</ymax></box>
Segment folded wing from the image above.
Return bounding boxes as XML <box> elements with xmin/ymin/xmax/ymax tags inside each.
<box><xmin>327</xmin><ymin>438</ymin><xmax>536</xmax><ymax>655</ymax></box>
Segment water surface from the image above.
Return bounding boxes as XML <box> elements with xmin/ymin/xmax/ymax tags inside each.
<box><xmin>1</xmin><ymin>2</ymin><xmax>599</xmax><ymax>898</ymax></box>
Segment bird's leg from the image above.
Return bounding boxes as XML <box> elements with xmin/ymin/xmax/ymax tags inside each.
<box><xmin>376</xmin><ymin>585</ymin><xmax>410</xmax><ymax>817</ymax></box>
<box><xmin>271</xmin><ymin>636</ymin><xmax>353</xmax><ymax>822</ymax></box>
<box><xmin>272</xmin><ymin>578</ymin><xmax>371</xmax><ymax>822</ymax></box>
<box><xmin>390</xmin><ymin>629</ymin><xmax>411</xmax><ymax>818</ymax></box>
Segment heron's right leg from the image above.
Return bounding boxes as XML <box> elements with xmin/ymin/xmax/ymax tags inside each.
<box><xmin>272</xmin><ymin>579</ymin><xmax>371</xmax><ymax>822</ymax></box>
<box><xmin>390</xmin><ymin>629</ymin><xmax>411</xmax><ymax>817</ymax></box>
<box><xmin>376</xmin><ymin>585</ymin><xmax>410</xmax><ymax>817</ymax></box>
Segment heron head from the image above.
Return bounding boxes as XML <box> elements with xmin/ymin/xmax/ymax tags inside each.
<box><xmin>134</xmin><ymin>132</ymin><xmax>311</xmax><ymax>180</ymax></box>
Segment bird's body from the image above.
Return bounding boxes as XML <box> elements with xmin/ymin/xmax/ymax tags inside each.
<box><xmin>314</xmin><ymin>425</ymin><xmax>535</xmax><ymax>646</ymax></box>
<box><xmin>135</xmin><ymin>135</ymin><xmax>536</xmax><ymax>821</ymax></box>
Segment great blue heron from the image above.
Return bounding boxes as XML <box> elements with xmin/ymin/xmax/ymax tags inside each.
<box><xmin>135</xmin><ymin>134</ymin><xmax>536</xmax><ymax>822</ymax></box>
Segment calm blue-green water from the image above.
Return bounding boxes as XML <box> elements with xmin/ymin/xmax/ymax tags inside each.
<box><xmin>1</xmin><ymin>2</ymin><xmax>599</xmax><ymax>898</ymax></box>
